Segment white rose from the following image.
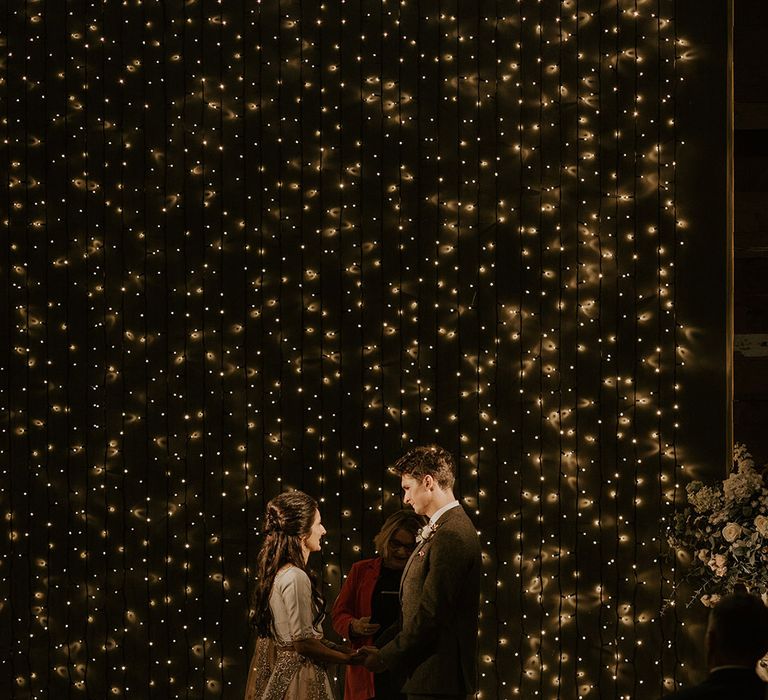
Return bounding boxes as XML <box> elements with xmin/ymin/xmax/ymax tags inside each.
<box><xmin>755</xmin><ymin>515</ymin><xmax>768</xmax><ymax>538</ymax></box>
<box><xmin>714</xmin><ymin>553</ymin><xmax>727</xmax><ymax>576</ymax></box>
<box><xmin>707</xmin><ymin>553</ymin><xmax>728</xmax><ymax>577</ymax></box>
<box><xmin>722</xmin><ymin>522</ymin><xmax>742</xmax><ymax>543</ymax></box>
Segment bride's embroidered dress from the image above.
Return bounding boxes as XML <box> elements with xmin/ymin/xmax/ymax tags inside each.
<box><xmin>245</xmin><ymin>566</ymin><xmax>335</xmax><ymax>700</ymax></box>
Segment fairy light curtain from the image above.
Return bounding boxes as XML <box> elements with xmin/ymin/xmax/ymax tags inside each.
<box><xmin>1</xmin><ymin>0</ymin><xmax>728</xmax><ymax>697</ymax></box>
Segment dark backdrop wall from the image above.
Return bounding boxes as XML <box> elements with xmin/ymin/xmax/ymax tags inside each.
<box><xmin>0</xmin><ymin>1</ymin><xmax>729</xmax><ymax>698</ymax></box>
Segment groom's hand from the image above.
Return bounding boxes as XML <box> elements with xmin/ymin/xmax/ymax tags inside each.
<box><xmin>359</xmin><ymin>646</ymin><xmax>386</xmax><ymax>672</ymax></box>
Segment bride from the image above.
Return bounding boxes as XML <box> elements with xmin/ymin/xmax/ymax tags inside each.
<box><xmin>245</xmin><ymin>490</ymin><xmax>364</xmax><ymax>699</ymax></box>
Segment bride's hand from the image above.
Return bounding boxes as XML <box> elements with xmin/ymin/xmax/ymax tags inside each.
<box><xmin>348</xmin><ymin>648</ymin><xmax>369</xmax><ymax>665</ymax></box>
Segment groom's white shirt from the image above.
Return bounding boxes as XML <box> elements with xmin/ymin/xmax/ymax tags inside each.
<box><xmin>429</xmin><ymin>499</ymin><xmax>460</xmax><ymax>526</ymax></box>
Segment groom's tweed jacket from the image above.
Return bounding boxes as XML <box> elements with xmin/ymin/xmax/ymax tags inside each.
<box><xmin>378</xmin><ymin>504</ymin><xmax>481</xmax><ymax>696</ymax></box>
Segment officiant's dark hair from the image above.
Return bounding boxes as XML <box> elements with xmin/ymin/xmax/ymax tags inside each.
<box><xmin>249</xmin><ymin>490</ymin><xmax>326</xmax><ymax>636</ymax></box>
<box><xmin>392</xmin><ymin>444</ymin><xmax>456</xmax><ymax>490</ymax></box>
<box><xmin>708</xmin><ymin>591</ymin><xmax>768</xmax><ymax>664</ymax></box>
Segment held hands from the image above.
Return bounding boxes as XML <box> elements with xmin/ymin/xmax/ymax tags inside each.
<box><xmin>349</xmin><ymin>616</ymin><xmax>380</xmax><ymax>638</ymax></box>
<box><xmin>357</xmin><ymin>646</ymin><xmax>386</xmax><ymax>672</ymax></box>
<box><xmin>347</xmin><ymin>648</ymin><xmax>368</xmax><ymax>666</ymax></box>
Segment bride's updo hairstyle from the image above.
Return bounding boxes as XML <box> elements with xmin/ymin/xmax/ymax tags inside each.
<box><xmin>262</xmin><ymin>492</ymin><xmax>315</xmax><ymax>537</ymax></box>
<box><xmin>250</xmin><ymin>491</ymin><xmax>326</xmax><ymax>637</ymax></box>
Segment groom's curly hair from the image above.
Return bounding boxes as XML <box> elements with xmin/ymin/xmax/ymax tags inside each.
<box><xmin>709</xmin><ymin>591</ymin><xmax>768</xmax><ymax>663</ymax></box>
<box><xmin>391</xmin><ymin>444</ymin><xmax>456</xmax><ymax>490</ymax></box>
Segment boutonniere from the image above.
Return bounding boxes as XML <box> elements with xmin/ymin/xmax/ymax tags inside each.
<box><xmin>417</xmin><ymin>522</ymin><xmax>437</xmax><ymax>545</ymax></box>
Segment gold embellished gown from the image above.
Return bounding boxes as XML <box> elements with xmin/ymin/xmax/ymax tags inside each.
<box><xmin>245</xmin><ymin>566</ymin><xmax>335</xmax><ymax>700</ymax></box>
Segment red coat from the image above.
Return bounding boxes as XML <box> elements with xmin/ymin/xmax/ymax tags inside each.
<box><xmin>331</xmin><ymin>557</ymin><xmax>383</xmax><ymax>700</ymax></box>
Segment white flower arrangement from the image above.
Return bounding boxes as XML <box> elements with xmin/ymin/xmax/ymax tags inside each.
<box><xmin>417</xmin><ymin>522</ymin><xmax>437</xmax><ymax>544</ymax></box>
<box><xmin>668</xmin><ymin>444</ymin><xmax>768</xmax><ymax>607</ymax></box>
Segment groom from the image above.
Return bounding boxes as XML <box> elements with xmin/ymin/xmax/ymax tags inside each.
<box><xmin>362</xmin><ymin>445</ymin><xmax>482</xmax><ymax>700</ymax></box>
